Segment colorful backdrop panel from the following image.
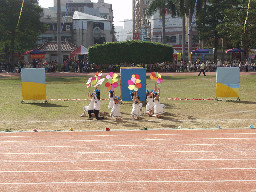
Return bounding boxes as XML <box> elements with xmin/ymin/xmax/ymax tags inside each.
<box><xmin>121</xmin><ymin>68</ymin><xmax>146</xmax><ymax>101</ymax></box>
<box><xmin>21</xmin><ymin>68</ymin><xmax>46</xmax><ymax>100</ymax></box>
<box><xmin>216</xmin><ymin>67</ymin><xmax>240</xmax><ymax>98</ymax></box>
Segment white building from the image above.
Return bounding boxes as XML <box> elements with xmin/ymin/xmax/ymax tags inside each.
<box><xmin>73</xmin><ymin>11</ymin><xmax>112</xmax><ymax>48</ymax></box>
<box><xmin>115</xmin><ymin>20</ymin><xmax>133</xmax><ymax>42</ymax></box>
<box><xmin>148</xmin><ymin>12</ymin><xmax>199</xmax><ymax>52</ymax></box>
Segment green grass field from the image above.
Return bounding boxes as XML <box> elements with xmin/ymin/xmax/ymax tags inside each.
<box><xmin>0</xmin><ymin>74</ymin><xmax>255</xmax><ymax>131</ymax></box>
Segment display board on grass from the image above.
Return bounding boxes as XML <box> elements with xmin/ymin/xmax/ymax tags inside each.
<box><xmin>216</xmin><ymin>67</ymin><xmax>240</xmax><ymax>99</ymax></box>
<box><xmin>21</xmin><ymin>68</ymin><xmax>46</xmax><ymax>101</ymax></box>
<box><xmin>121</xmin><ymin>68</ymin><xmax>146</xmax><ymax>101</ymax></box>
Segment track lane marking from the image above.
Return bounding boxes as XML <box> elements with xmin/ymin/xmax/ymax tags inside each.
<box><xmin>1</xmin><ymin>180</ymin><xmax>256</xmax><ymax>185</ymax></box>
<box><xmin>1</xmin><ymin>168</ymin><xmax>256</xmax><ymax>173</ymax></box>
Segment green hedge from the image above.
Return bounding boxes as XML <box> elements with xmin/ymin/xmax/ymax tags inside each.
<box><xmin>88</xmin><ymin>41</ymin><xmax>173</xmax><ymax>65</ymax></box>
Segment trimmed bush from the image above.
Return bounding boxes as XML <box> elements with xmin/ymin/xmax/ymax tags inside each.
<box><xmin>88</xmin><ymin>40</ymin><xmax>173</xmax><ymax>65</ymax></box>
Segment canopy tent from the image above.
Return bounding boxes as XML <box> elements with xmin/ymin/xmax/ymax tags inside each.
<box><xmin>225</xmin><ymin>48</ymin><xmax>244</xmax><ymax>53</ymax></box>
<box><xmin>226</xmin><ymin>48</ymin><xmax>245</xmax><ymax>61</ymax></box>
<box><xmin>71</xmin><ymin>45</ymin><xmax>88</xmax><ymax>56</ymax></box>
<box><xmin>23</xmin><ymin>50</ymin><xmax>33</xmax><ymax>55</ymax></box>
<box><xmin>173</xmin><ymin>49</ymin><xmax>179</xmax><ymax>54</ymax></box>
<box><xmin>192</xmin><ymin>49</ymin><xmax>210</xmax><ymax>54</ymax></box>
<box><xmin>30</xmin><ymin>50</ymin><xmax>46</xmax><ymax>54</ymax></box>
<box><xmin>173</xmin><ymin>49</ymin><xmax>181</xmax><ymax>61</ymax></box>
<box><xmin>29</xmin><ymin>50</ymin><xmax>46</xmax><ymax>59</ymax></box>
<box><xmin>192</xmin><ymin>49</ymin><xmax>213</xmax><ymax>62</ymax></box>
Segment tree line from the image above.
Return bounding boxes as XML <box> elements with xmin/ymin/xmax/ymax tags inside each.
<box><xmin>89</xmin><ymin>41</ymin><xmax>173</xmax><ymax>65</ymax></box>
<box><xmin>0</xmin><ymin>0</ymin><xmax>46</xmax><ymax>64</ymax></box>
<box><xmin>147</xmin><ymin>0</ymin><xmax>256</xmax><ymax>61</ymax></box>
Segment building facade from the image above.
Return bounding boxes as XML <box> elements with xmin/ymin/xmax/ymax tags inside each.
<box><xmin>115</xmin><ymin>20</ymin><xmax>133</xmax><ymax>42</ymax></box>
<box><xmin>73</xmin><ymin>11</ymin><xmax>112</xmax><ymax>48</ymax></box>
<box><xmin>132</xmin><ymin>0</ymin><xmax>199</xmax><ymax>53</ymax></box>
<box><xmin>38</xmin><ymin>16</ymin><xmax>73</xmax><ymax>45</ymax></box>
<box><xmin>39</xmin><ymin>0</ymin><xmax>114</xmax><ymax>49</ymax></box>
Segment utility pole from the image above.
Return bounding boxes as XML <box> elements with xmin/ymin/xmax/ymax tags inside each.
<box><xmin>57</xmin><ymin>0</ymin><xmax>62</xmax><ymax>71</ymax></box>
<box><xmin>132</xmin><ymin>0</ymin><xmax>135</xmax><ymax>35</ymax></box>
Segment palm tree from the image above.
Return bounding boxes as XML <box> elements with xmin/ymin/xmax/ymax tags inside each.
<box><xmin>175</xmin><ymin>0</ymin><xmax>204</xmax><ymax>61</ymax></box>
<box><xmin>173</xmin><ymin>0</ymin><xmax>186</xmax><ymax>60</ymax></box>
<box><xmin>146</xmin><ymin>0</ymin><xmax>176</xmax><ymax>44</ymax></box>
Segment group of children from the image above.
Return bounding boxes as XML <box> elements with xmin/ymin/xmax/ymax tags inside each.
<box><xmin>81</xmin><ymin>88</ymin><xmax>165</xmax><ymax>121</ymax></box>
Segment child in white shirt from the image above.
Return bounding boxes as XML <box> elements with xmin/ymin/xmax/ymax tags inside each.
<box><xmin>131</xmin><ymin>92</ymin><xmax>142</xmax><ymax>120</ymax></box>
<box><xmin>153</xmin><ymin>88</ymin><xmax>165</xmax><ymax>118</ymax></box>
<box><xmin>111</xmin><ymin>96</ymin><xmax>122</xmax><ymax>121</ymax></box>
<box><xmin>146</xmin><ymin>89</ymin><xmax>154</xmax><ymax>116</ymax></box>
<box><xmin>81</xmin><ymin>91</ymin><xmax>95</xmax><ymax>119</ymax></box>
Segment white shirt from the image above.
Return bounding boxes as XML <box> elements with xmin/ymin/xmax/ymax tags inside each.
<box><xmin>94</xmin><ymin>99</ymin><xmax>101</xmax><ymax>111</ymax></box>
<box><xmin>87</xmin><ymin>98</ymin><xmax>95</xmax><ymax>111</ymax></box>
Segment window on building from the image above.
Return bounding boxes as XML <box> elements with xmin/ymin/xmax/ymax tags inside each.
<box><xmin>179</xmin><ymin>35</ymin><xmax>182</xmax><ymax>44</ymax></box>
<box><xmin>66</xmin><ymin>25</ymin><xmax>70</xmax><ymax>31</ymax></box>
<box><xmin>166</xmin><ymin>36</ymin><xmax>176</xmax><ymax>43</ymax></box>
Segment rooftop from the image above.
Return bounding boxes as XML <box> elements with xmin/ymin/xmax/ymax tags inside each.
<box><xmin>73</xmin><ymin>11</ymin><xmax>107</xmax><ymax>21</ymax></box>
<box><xmin>37</xmin><ymin>41</ymin><xmax>77</xmax><ymax>52</ymax></box>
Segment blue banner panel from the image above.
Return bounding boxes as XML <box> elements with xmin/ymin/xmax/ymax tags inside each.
<box><xmin>121</xmin><ymin>68</ymin><xmax>146</xmax><ymax>101</ymax></box>
<box><xmin>21</xmin><ymin>68</ymin><xmax>46</xmax><ymax>84</ymax></box>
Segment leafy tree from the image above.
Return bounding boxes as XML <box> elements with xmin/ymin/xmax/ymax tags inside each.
<box><xmin>174</xmin><ymin>0</ymin><xmax>204</xmax><ymax>61</ymax></box>
<box><xmin>89</xmin><ymin>41</ymin><xmax>173</xmax><ymax>65</ymax></box>
<box><xmin>217</xmin><ymin>0</ymin><xmax>256</xmax><ymax>58</ymax></box>
<box><xmin>196</xmin><ymin>0</ymin><xmax>233</xmax><ymax>62</ymax></box>
<box><xmin>146</xmin><ymin>0</ymin><xmax>176</xmax><ymax>44</ymax></box>
<box><xmin>0</xmin><ymin>0</ymin><xmax>46</xmax><ymax>64</ymax></box>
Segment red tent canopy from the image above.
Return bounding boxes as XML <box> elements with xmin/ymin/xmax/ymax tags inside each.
<box><xmin>71</xmin><ymin>45</ymin><xmax>88</xmax><ymax>57</ymax></box>
<box><xmin>23</xmin><ymin>50</ymin><xmax>33</xmax><ymax>55</ymax></box>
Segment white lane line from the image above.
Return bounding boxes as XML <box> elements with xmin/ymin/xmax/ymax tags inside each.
<box><xmin>1</xmin><ymin>152</ymin><xmax>117</xmax><ymax>155</ymax></box>
<box><xmin>71</xmin><ymin>140</ymin><xmax>101</xmax><ymax>142</ymax></box>
<box><xmin>1</xmin><ymin>180</ymin><xmax>256</xmax><ymax>185</ymax></box>
<box><xmin>1</xmin><ymin>168</ymin><xmax>256</xmax><ymax>173</ymax></box>
<box><xmin>0</xmin><ymin>141</ymin><xmax>27</xmax><ymax>143</ymax></box>
<box><xmin>0</xmin><ymin>136</ymin><xmax>29</xmax><ymax>138</ymax></box>
<box><xmin>171</xmin><ymin>151</ymin><xmax>214</xmax><ymax>153</ymax></box>
<box><xmin>143</xmin><ymin>139</ymin><xmax>166</xmax><ymax>141</ymax></box>
<box><xmin>113</xmin><ymin>145</ymin><xmax>146</xmax><ymax>147</ymax></box>
<box><xmin>2</xmin><ymin>160</ymin><xmax>72</xmax><ymax>163</ymax></box>
<box><xmin>84</xmin><ymin>160</ymin><xmax>127</xmax><ymax>162</ymax></box>
<box><xmin>183</xmin><ymin>144</ymin><xmax>217</xmax><ymax>146</ymax></box>
<box><xmin>152</xmin><ymin>134</ymin><xmax>180</xmax><ymax>136</ymax></box>
<box><xmin>126</xmin><ymin>180</ymin><xmax>256</xmax><ymax>183</ymax></box>
<box><xmin>40</xmin><ymin>146</ymin><xmax>75</xmax><ymax>148</ymax></box>
<box><xmin>2</xmin><ymin>160</ymin><xmax>127</xmax><ymax>163</ymax></box>
<box><xmin>1</xmin><ymin>153</ymin><xmax>52</xmax><ymax>155</ymax></box>
<box><xmin>0</xmin><ymin>170</ymin><xmax>117</xmax><ymax>173</ymax></box>
<box><xmin>206</xmin><ymin>138</ymin><xmax>256</xmax><ymax>140</ymax></box>
<box><xmin>92</xmin><ymin>135</ymin><xmax>117</xmax><ymax>137</ymax></box>
<box><xmin>3</xmin><ymin>158</ymin><xmax>256</xmax><ymax>163</ymax></box>
<box><xmin>179</xmin><ymin>159</ymin><xmax>256</xmax><ymax>161</ymax></box>
<box><xmin>224</xmin><ymin>133</ymin><xmax>256</xmax><ymax>135</ymax></box>
<box><xmin>75</xmin><ymin>152</ymin><xmax>117</xmax><ymax>154</ymax></box>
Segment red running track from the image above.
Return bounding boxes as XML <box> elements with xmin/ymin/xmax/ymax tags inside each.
<box><xmin>1</xmin><ymin>129</ymin><xmax>256</xmax><ymax>191</ymax></box>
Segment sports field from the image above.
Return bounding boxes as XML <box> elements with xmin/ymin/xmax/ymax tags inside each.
<box><xmin>0</xmin><ymin>72</ymin><xmax>255</xmax><ymax>131</ymax></box>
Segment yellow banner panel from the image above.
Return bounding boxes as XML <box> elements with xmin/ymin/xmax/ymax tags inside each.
<box><xmin>216</xmin><ymin>83</ymin><xmax>239</xmax><ymax>98</ymax></box>
<box><xmin>22</xmin><ymin>82</ymin><xmax>46</xmax><ymax>100</ymax></box>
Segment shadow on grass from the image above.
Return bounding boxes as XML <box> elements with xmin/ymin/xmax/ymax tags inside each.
<box><xmin>227</xmin><ymin>101</ymin><xmax>256</xmax><ymax>105</ymax></box>
<box><xmin>46</xmin><ymin>77</ymin><xmax>85</xmax><ymax>83</ymax></box>
<box><xmin>23</xmin><ymin>103</ymin><xmax>68</xmax><ymax>108</ymax></box>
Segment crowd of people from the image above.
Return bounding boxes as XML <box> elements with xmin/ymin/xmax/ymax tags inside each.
<box><xmin>171</xmin><ymin>59</ymin><xmax>256</xmax><ymax>73</ymax></box>
<box><xmin>1</xmin><ymin>58</ymin><xmax>256</xmax><ymax>73</ymax></box>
